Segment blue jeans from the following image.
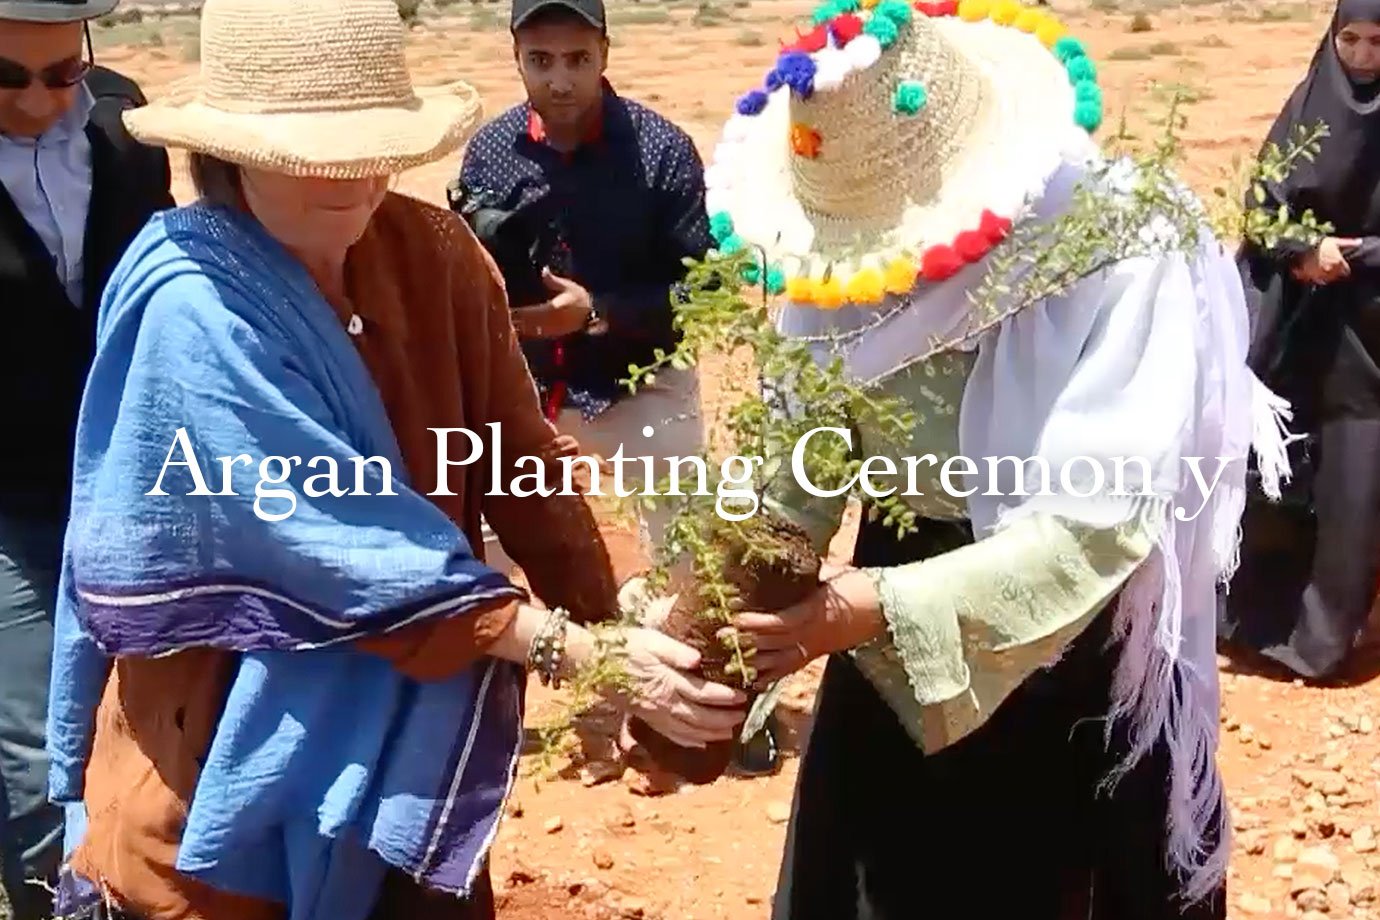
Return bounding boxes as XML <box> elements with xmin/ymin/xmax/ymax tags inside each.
<box><xmin>0</xmin><ymin>514</ymin><xmax>65</xmax><ymax>920</ymax></box>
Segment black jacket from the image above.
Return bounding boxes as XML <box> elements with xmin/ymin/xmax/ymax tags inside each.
<box><xmin>0</xmin><ymin>66</ymin><xmax>175</xmax><ymax>519</ymax></box>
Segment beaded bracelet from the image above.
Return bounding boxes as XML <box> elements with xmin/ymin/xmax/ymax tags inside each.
<box><xmin>526</xmin><ymin>606</ymin><xmax>570</xmax><ymax>689</ymax></box>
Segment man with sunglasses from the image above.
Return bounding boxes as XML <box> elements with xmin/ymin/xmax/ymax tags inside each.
<box><xmin>0</xmin><ymin>2</ymin><xmax>173</xmax><ymax>918</ymax></box>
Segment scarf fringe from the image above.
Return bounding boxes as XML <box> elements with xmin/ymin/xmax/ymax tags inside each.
<box><xmin>1249</xmin><ymin>371</ymin><xmax>1299</xmax><ymax>502</ymax></box>
<box><xmin>1101</xmin><ymin>505</ymin><xmax>1231</xmax><ymax>905</ymax></box>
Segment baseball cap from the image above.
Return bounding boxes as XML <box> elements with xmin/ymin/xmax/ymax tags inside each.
<box><xmin>510</xmin><ymin>0</ymin><xmax>605</xmax><ymax>31</ymax></box>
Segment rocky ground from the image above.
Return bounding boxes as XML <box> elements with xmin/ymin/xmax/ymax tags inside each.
<box><xmin>483</xmin><ymin>580</ymin><xmax>1380</xmax><ymax>920</ymax></box>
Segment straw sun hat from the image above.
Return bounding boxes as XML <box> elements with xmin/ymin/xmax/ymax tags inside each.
<box><xmin>0</xmin><ymin>0</ymin><xmax>119</xmax><ymax>22</ymax></box>
<box><xmin>122</xmin><ymin>0</ymin><xmax>483</xmax><ymax>178</ymax></box>
<box><xmin>703</xmin><ymin>0</ymin><xmax>1105</xmax><ymax>308</ymax></box>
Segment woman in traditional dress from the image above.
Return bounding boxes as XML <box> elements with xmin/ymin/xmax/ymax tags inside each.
<box><xmin>684</xmin><ymin>1</ymin><xmax>1288</xmax><ymax>916</ymax></box>
<box><xmin>1219</xmin><ymin>0</ymin><xmax>1380</xmax><ymax>680</ymax></box>
<box><xmin>43</xmin><ymin>2</ymin><xmax>745</xmax><ymax>918</ymax></box>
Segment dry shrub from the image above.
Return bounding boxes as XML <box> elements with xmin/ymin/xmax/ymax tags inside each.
<box><xmin>1108</xmin><ymin>45</ymin><xmax>1154</xmax><ymax>60</ymax></box>
<box><xmin>691</xmin><ymin>2</ymin><xmax>733</xmax><ymax>26</ymax></box>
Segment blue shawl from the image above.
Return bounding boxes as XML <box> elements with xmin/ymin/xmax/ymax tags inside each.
<box><xmin>45</xmin><ymin>203</ymin><xmax>527</xmax><ymax>919</ymax></box>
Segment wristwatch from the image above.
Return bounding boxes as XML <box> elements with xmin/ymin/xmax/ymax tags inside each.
<box><xmin>584</xmin><ymin>300</ymin><xmax>607</xmax><ymax>335</ymax></box>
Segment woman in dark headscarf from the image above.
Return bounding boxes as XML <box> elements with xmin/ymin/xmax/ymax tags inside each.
<box><xmin>1220</xmin><ymin>0</ymin><xmax>1380</xmax><ymax>679</ymax></box>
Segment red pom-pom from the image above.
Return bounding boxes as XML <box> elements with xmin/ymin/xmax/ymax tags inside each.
<box><xmin>921</xmin><ymin>245</ymin><xmax>964</xmax><ymax>281</ymax></box>
<box><xmin>829</xmin><ymin>13</ymin><xmax>864</xmax><ymax>44</ymax></box>
<box><xmin>936</xmin><ymin>0</ymin><xmax>958</xmax><ymax>13</ymax></box>
<box><xmin>798</xmin><ymin>24</ymin><xmax>829</xmax><ymax>52</ymax></box>
<box><xmin>954</xmin><ymin>230</ymin><xmax>990</xmax><ymax>263</ymax></box>
<box><xmin>979</xmin><ymin>209</ymin><xmax>1012</xmax><ymax>244</ymax></box>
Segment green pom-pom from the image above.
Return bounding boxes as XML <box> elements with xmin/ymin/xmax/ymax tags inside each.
<box><xmin>811</xmin><ymin>1</ymin><xmax>840</xmax><ymax>23</ymax></box>
<box><xmin>765</xmin><ymin>266</ymin><xmax>786</xmax><ymax>295</ymax></box>
<box><xmin>1074</xmin><ymin>79</ymin><xmax>1102</xmax><ymax>106</ymax></box>
<box><xmin>1065</xmin><ymin>55</ymin><xmax>1096</xmax><ymax>83</ymax></box>
<box><xmin>835</xmin><ymin>0</ymin><xmax>862</xmax><ymax>11</ymax></box>
<box><xmin>893</xmin><ymin>80</ymin><xmax>928</xmax><ymax>115</ymax></box>
<box><xmin>709</xmin><ymin>211</ymin><xmax>735</xmax><ymax>244</ymax></box>
<box><xmin>719</xmin><ymin>232</ymin><xmax>746</xmax><ymax>255</ymax></box>
<box><xmin>1074</xmin><ymin>98</ymin><xmax>1103</xmax><ymax>132</ymax></box>
<box><xmin>874</xmin><ymin>0</ymin><xmax>913</xmax><ymax>26</ymax></box>
<box><xmin>1053</xmin><ymin>36</ymin><xmax>1087</xmax><ymax>63</ymax></box>
<box><xmin>863</xmin><ymin>14</ymin><xmax>899</xmax><ymax>47</ymax></box>
<box><xmin>740</xmin><ymin>260</ymin><xmax>762</xmax><ymax>285</ymax></box>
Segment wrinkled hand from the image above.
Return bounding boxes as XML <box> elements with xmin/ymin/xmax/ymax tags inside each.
<box><xmin>728</xmin><ymin>564</ymin><xmax>885</xmax><ymax>687</ymax></box>
<box><xmin>1293</xmin><ymin>237</ymin><xmax>1360</xmax><ymax>285</ymax></box>
<box><xmin>618</xmin><ymin>627</ymin><xmax>748</xmax><ymax>749</ymax></box>
<box><xmin>511</xmin><ymin>269</ymin><xmax>593</xmax><ymax>339</ymax></box>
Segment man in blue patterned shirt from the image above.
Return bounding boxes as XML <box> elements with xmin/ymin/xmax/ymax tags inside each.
<box><xmin>456</xmin><ymin>0</ymin><xmax>712</xmax><ymax>556</ymax></box>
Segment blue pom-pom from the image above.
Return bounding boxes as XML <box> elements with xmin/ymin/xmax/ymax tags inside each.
<box><xmin>736</xmin><ymin>89</ymin><xmax>769</xmax><ymax>116</ymax></box>
<box><xmin>776</xmin><ymin>50</ymin><xmax>817</xmax><ymax>98</ymax></box>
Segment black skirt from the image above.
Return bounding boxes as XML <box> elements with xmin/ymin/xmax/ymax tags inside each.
<box><xmin>770</xmin><ymin>517</ymin><xmax>1227</xmax><ymax>920</ymax></box>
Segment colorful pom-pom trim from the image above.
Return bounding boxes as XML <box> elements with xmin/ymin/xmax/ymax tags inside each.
<box><xmin>893</xmin><ymin>80</ymin><xmax>928</xmax><ymax>115</ymax></box>
<box><xmin>719</xmin><ymin>0</ymin><xmax>1102</xmax><ymax>307</ymax></box>
<box><xmin>790</xmin><ymin>122</ymin><xmax>823</xmax><ymax>158</ymax></box>
<box><xmin>711</xmin><ymin>211</ymin><xmax>790</xmax><ymax>296</ymax></box>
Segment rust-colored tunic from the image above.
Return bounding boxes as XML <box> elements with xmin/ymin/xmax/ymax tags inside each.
<box><xmin>69</xmin><ymin>194</ymin><xmax>635</xmax><ymax>919</ymax></box>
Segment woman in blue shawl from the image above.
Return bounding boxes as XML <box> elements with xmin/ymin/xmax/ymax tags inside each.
<box><xmin>43</xmin><ymin>1</ymin><xmax>745</xmax><ymax>918</ymax></box>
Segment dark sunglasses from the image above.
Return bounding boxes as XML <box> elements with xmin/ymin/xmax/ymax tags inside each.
<box><xmin>0</xmin><ymin>25</ymin><xmax>93</xmax><ymax>91</ymax></box>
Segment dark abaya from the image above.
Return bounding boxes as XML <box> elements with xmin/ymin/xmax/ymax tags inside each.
<box><xmin>1220</xmin><ymin>0</ymin><xmax>1380</xmax><ymax>679</ymax></box>
<box><xmin>771</xmin><ymin>516</ymin><xmax>1227</xmax><ymax>920</ymax></box>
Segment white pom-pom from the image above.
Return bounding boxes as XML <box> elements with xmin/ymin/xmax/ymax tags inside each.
<box><xmin>843</xmin><ymin>34</ymin><xmax>882</xmax><ymax>70</ymax></box>
<box><xmin>723</xmin><ymin>113</ymin><xmax>754</xmax><ymax>143</ymax></box>
<box><xmin>813</xmin><ymin>46</ymin><xmax>850</xmax><ymax>92</ymax></box>
<box><xmin>703</xmin><ymin>163</ymin><xmax>731</xmax><ymax>194</ymax></box>
<box><xmin>705</xmin><ymin>188</ymin><xmax>729</xmax><ymax>217</ymax></box>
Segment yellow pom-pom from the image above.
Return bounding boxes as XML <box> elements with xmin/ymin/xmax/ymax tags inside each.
<box><xmin>1036</xmin><ymin>16</ymin><xmax>1065</xmax><ymax>46</ymax></box>
<box><xmin>1014</xmin><ymin>8</ymin><xmax>1042</xmax><ymax>31</ymax></box>
<box><xmin>860</xmin><ymin>0</ymin><xmax>880</xmax><ymax>8</ymax></box>
<box><xmin>957</xmin><ymin>0</ymin><xmax>990</xmax><ymax>21</ymax></box>
<box><xmin>844</xmin><ymin>268</ymin><xmax>885</xmax><ymax>305</ymax></box>
<box><xmin>785</xmin><ymin>277</ymin><xmax>815</xmax><ymax>302</ymax></box>
<box><xmin>816</xmin><ymin>276</ymin><xmax>845</xmax><ymax>309</ymax></box>
<box><xmin>882</xmin><ymin>258</ymin><xmax>918</xmax><ymax>294</ymax></box>
<box><xmin>990</xmin><ymin>0</ymin><xmax>1022</xmax><ymax>24</ymax></box>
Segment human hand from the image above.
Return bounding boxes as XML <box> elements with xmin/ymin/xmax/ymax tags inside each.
<box><xmin>727</xmin><ymin>564</ymin><xmax>885</xmax><ymax>687</ymax></box>
<box><xmin>1293</xmin><ymin>237</ymin><xmax>1360</xmax><ymax>284</ymax></box>
<box><xmin>510</xmin><ymin>269</ymin><xmax>593</xmax><ymax>339</ymax></box>
<box><xmin>616</xmin><ymin>626</ymin><xmax>748</xmax><ymax>749</ymax></box>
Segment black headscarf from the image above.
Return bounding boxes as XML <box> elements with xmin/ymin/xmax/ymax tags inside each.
<box><xmin>1259</xmin><ymin>0</ymin><xmax>1380</xmax><ymax>236</ymax></box>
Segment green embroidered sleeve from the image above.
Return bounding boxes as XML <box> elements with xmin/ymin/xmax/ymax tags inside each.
<box><xmin>850</xmin><ymin>511</ymin><xmax>1157</xmax><ymax>753</ymax></box>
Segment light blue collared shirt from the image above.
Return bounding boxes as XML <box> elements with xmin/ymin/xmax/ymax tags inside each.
<box><xmin>0</xmin><ymin>83</ymin><xmax>95</xmax><ymax>305</ymax></box>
